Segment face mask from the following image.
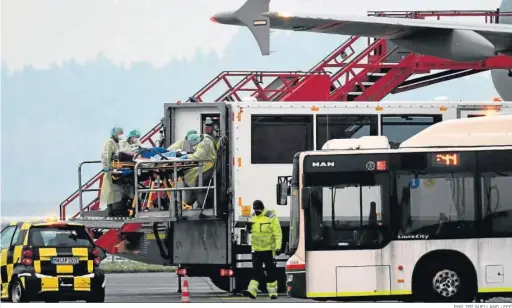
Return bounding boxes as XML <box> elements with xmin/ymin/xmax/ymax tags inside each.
<box><xmin>118</xmin><ymin>134</ymin><xmax>125</xmax><ymax>140</ymax></box>
<box><xmin>254</xmin><ymin>210</ymin><xmax>263</xmax><ymax>216</ymax></box>
<box><xmin>132</xmin><ymin>138</ymin><xmax>139</xmax><ymax>143</ymax></box>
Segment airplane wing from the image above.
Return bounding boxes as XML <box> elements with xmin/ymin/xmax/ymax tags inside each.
<box><xmin>211</xmin><ymin>0</ymin><xmax>512</xmax><ymax>56</ymax></box>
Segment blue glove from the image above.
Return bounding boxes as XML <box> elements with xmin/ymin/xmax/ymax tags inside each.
<box><xmin>103</xmin><ymin>167</ymin><xmax>110</xmax><ymax>172</ymax></box>
<box><xmin>179</xmin><ymin>154</ymin><xmax>188</xmax><ymax>160</ymax></box>
<box><xmin>121</xmin><ymin>169</ymin><xmax>134</xmax><ymax>176</ymax></box>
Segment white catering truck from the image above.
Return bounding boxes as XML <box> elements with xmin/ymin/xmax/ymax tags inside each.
<box><xmin>73</xmin><ymin>100</ymin><xmax>511</xmax><ymax>293</ymax></box>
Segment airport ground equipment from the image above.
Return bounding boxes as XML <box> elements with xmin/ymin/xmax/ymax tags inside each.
<box><xmin>57</xmin><ymin>11</ymin><xmax>512</xmax><ymax>293</ymax></box>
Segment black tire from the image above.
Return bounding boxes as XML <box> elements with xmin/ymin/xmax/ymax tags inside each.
<box><xmin>277</xmin><ymin>269</ymin><xmax>287</xmax><ymax>293</ymax></box>
<box><xmin>413</xmin><ymin>258</ymin><xmax>476</xmax><ymax>302</ymax></box>
<box><xmin>10</xmin><ymin>279</ymin><xmax>29</xmax><ymax>303</ymax></box>
<box><xmin>209</xmin><ymin>275</ymin><xmax>230</xmax><ymax>292</ymax></box>
<box><xmin>210</xmin><ymin>275</ymin><xmax>250</xmax><ymax>293</ymax></box>
<box><xmin>211</xmin><ymin>270</ymin><xmax>285</xmax><ymax>294</ymax></box>
<box><xmin>86</xmin><ymin>288</ymin><xmax>105</xmax><ymax>303</ymax></box>
<box><xmin>236</xmin><ymin>275</ymin><xmax>251</xmax><ymax>293</ymax></box>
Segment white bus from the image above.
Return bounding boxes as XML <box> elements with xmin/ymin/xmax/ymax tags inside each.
<box><xmin>280</xmin><ymin>115</ymin><xmax>512</xmax><ymax>302</ymax></box>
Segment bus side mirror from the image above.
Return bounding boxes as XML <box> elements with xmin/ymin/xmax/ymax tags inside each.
<box><xmin>302</xmin><ymin>187</ymin><xmax>311</xmax><ymax>210</ymax></box>
<box><xmin>276</xmin><ymin>182</ymin><xmax>288</xmax><ymax>205</ymax></box>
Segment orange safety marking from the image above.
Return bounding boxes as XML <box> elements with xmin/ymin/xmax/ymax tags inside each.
<box><xmin>238</xmin><ymin>196</ymin><xmax>252</xmax><ymax>216</ymax></box>
<box><xmin>440</xmin><ymin>106</ymin><xmax>448</xmax><ymax>111</ymax></box>
<box><xmin>397</xmin><ymin>279</ymin><xmax>405</xmax><ymax>283</ymax></box>
<box><xmin>311</xmin><ymin>106</ymin><xmax>319</xmax><ymax>111</ymax></box>
<box><xmin>237</xmin><ymin>107</ymin><xmax>244</xmax><ymax>122</ymax></box>
<box><xmin>237</xmin><ymin>157</ymin><xmax>242</xmax><ymax>168</ymax></box>
<box><xmin>375</xmin><ymin>106</ymin><xmax>383</xmax><ymax>111</ymax></box>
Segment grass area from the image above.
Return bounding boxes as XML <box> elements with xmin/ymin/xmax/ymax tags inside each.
<box><xmin>101</xmin><ymin>261</ymin><xmax>176</xmax><ymax>273</ymax></box>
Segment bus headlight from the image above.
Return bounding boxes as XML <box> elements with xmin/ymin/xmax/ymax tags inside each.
<box><xmin>287</xmin><ymin>274</ymin><xmax>293</xmax><ymax>282</ymax></box>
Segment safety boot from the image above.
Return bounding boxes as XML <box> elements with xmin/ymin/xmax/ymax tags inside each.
<box><xmin>242</xmin><ymin>280</ymin><xmax>259</xmax><ymax>299</ymax></box>
<box><xmin>267</xmin><ymin>281</ymin><xmax>278</xmax><ymax>300</ymax></box>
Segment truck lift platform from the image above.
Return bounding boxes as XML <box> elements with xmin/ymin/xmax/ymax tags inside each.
<box><xmin>71</xmin><ymin>158</ymin><xmax>219</xmax><ymax>229</ymax></box>
<box><xmin>70</xmin><ymin>208</ymin><xmax>218</xmax><ymax>229</ymax></box>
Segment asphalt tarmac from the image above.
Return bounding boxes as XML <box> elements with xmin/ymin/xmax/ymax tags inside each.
<box><xmin>104</xmin><ymin>272</ymin><xmax>512</xmax><ymax>303</ymax></box>
<box><xmin>105</xmin><ymin>272</ymin><xmax>308</xmax><ymax>303</ymax></box>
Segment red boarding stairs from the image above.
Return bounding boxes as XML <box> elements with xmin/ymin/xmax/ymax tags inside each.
<box><xmin>59</xmin><ymin>10</ymin><xmax>512</xmax><ymax>253</ymax></box>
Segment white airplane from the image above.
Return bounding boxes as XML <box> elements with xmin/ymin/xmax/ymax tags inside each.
<box><xmin>212</xmin><ymin>0</ymin><xmax>512</xmax><ymax>100</ymax></box>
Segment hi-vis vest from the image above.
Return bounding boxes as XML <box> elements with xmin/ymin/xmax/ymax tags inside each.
<box><xmin>249</xmin><ymin>209</ymin><xmax>282</xmax><ymax>252</ymax></box>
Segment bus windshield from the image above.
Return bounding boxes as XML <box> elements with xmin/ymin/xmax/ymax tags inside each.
<box><xmin>303</xmin><ymin>171</ymin><xmax>390</xmax><ymax>250</ymax></box>
<box><xmin>300</xmin><ymin>149</ymin><xmax>512</xmax><ymax>251</ymax></box>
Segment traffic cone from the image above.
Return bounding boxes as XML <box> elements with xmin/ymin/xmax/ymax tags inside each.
<box><xmin>181</xmin><ymin>279</ymin><xmax>191</xmax><ymax>303</ymax></box>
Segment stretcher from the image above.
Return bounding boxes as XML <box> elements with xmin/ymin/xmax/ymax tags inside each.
<box><xmin>108</xmin><ymin>147</ymin><xmax>203</xmax><ymax>216</ymax></box>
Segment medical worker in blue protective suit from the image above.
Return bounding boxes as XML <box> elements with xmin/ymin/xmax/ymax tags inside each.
<box><xmin>100</xmin><ymin>126</ymin><xmax>131</xmax><ymax>216</ymax></box>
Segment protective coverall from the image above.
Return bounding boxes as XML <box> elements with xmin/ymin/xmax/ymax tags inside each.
<box><xmin>121</xmin><ymin>129</ymin><xmax>142</xmax><ymax>152</ymax></box>
<box><xmin>168</xmin><ymin>129</ymin><xmax>197</xmax><ymax>152</ymax></box>
<box><xmin>181</xmin><ymin>134</ymin><xmax>217</xmax><ymax>208</ymax></box>
<box><xmin>100</xmin><ymin>137</ymin><xmax>129</xmax><ymax>215</ymax></box>
<box><xmin>245</xmin><ymin>208</ymin><xmax>282</xmax><ymax>299</ymax></box>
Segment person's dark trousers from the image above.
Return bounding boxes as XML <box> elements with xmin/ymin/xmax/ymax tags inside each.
<box><xmin>185</xmin><ymin>167</ymin><xmax>214</xmax><ymax>209</ymax></box>
<box><xmin>251</xmin><ymin>250</ymin><xmax>277</xmax><ymax>283</ymax></box>
<box><xmin>243</xmin><ymin>250</ymin><xmax>279</xmax><ymax>299</ymax></box>
<box><xmin>107</xmin><ymin>197</ymin><xmax>130</xmax><ymax>217</ymax></box>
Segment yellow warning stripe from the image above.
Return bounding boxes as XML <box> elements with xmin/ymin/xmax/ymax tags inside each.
<box><xmin>307</xmin><ymin>287</ymin><xmax>512</xmax><ymax>298</ymax></box>
<box><xmin>307</xmin><ymin>290</ymin><xmax>412</xmax><ymax>297</ymax></box>
<box><xmin>479</xmin><ymin>287</ymin><xmax>512</xmax><ymax>293</ymax></box>
<box><xmin>146</xmin><ymin>233</ymin><xmax>166</xmax><ymax>240</ymax></box>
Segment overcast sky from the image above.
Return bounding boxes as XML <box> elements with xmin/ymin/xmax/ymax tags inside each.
<box><xmin>2</xmin><ymin>0</ymin><xmax>502</xmax><ymax>71</ymax></box>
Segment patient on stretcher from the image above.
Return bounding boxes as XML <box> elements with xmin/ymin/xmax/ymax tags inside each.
<box><xmin>108</xmin><ymin>145</ymin><xmax>200</xmax><ymax>216</ymax></box>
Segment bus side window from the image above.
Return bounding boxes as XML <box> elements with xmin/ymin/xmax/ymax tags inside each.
<box><xmin>381</xmin><ymin>115</ymin><xmax>442</xmax><ymax>148</ymax></box>
<box><xmin>251</xmin><ymin>115</ymin><xmax>313</xmax><ymax>164</ymax></box>
<box><xmin>315</xmin><ymin>115</ymin><xmax>378</xmax><ymax>150</ymax></box>
<box><xmin>479</xmin><ymin>150</ymin><xmax>512</xmax><ymax>236</ymax></box>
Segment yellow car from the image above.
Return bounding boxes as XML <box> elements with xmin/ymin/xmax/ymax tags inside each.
<box><xmin>0</xmin><ymin>219</ymin><xmax>107</xmax><ymax>302</ymax></box>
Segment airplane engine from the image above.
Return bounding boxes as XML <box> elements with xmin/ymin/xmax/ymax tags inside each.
<box><xmin>391</xmin><ymin>29</ymin><xmax>495</xmax><ymax>62</ymax></box>
<box><xmin>490</xmin><ymin>0</ymin><xmax>512</xmax><ymax>101</ymax></box>
<box><xmin>491</xmin><ymin>69</ymin><xmax>512</xmax><ymax>101</ymax></box>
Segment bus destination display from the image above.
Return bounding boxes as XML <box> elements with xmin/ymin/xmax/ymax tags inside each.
<box><xmin>432</xmin><ymin>153</ymin><xmax>460</xmax><ymax>166</ymax></box>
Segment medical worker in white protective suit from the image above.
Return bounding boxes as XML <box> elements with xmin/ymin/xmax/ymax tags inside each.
<box><xmin>180</xmin><ymin>123</ymin><xmax>218</xmax><ymax>209</ymax></box>
<box><xmin>121</xmin><ymin>129</ymin><xmax>142</xmax><ymax>152</ymax></box>
<box><xmin>168</xmin><ymin>129</ymin><xmax>198</xmax><ymax>153</ymax></box>
<box><xmin>100</xmin><ymin>126</ymin><xmax>130</xmax><ymax>217</ymax></box>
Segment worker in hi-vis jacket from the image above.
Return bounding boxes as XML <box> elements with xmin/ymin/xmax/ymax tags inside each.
<box><xmin>243</xmin><ymin>200</ymin><xmax>283</xmax><ymax>300</ymax></box>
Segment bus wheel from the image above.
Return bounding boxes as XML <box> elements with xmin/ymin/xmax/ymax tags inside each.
<box><xmin>414</xmin><ymin>259</ymin><xmax>476</xmax><ymax>302</ymax></box>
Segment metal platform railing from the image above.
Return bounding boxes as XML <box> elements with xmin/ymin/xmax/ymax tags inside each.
<box><xmin>133</xmin><ymin>158</ymin><xmax>217</xmax><ymax>219</ymax></box>
<box><xmin>73</xmin><ymin>157</ymin><xmax>218</xmax><ymax>226</ymax></box>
